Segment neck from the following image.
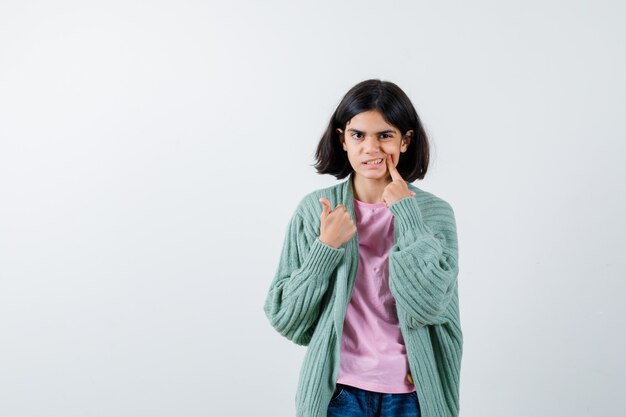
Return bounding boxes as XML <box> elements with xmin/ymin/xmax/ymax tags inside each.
<box><xmin>351</xmin><ymin>173</ymin><xmax>392</xmax><ymax>204</ymax></box>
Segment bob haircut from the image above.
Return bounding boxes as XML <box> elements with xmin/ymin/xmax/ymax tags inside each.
<box><xmin>314</xmin><ymin>79</ymin><xmax>429</xmax><ymax>182</ymax></box>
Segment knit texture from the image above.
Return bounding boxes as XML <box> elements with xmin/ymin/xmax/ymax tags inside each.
<box><xmin>263</xmin><ymin>172</ymin><xmax>462</xmax><ymax>417</ymax></box>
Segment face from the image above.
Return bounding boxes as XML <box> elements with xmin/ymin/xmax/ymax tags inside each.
<box><xmin>337</xmin><ymin>110</ymin><xmax>412</xmax><ymax>182</ymax></box>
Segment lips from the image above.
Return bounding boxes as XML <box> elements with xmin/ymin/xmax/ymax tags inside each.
<box><xmin>362</xmin><ymin>158</ymin><xmax>384</xmax><ymax>165</ymax></box>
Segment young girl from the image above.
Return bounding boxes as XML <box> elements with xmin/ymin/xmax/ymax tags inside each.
<box><xmin>263</xmin><ymin>79</ymin><xmax>462</xmax><ymax>417</ymax></box>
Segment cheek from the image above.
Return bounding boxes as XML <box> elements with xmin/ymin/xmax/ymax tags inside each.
<box><xmin>382</xmin><ymin>144</ymin><xmax>399</xmax><ymax>155</ymax></box>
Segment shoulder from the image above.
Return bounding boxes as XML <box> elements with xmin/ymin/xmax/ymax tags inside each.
<box><xmin>294</xmin><ymin>180</ymin><xmax>346</xmax><ymax>216</ymax></box>
<box><xmin>288</xmin><ymin>180</ymin><xmax>347</xmax><ymax>234</ymax></box>
<box><xmin>406</xmin><ymin>183</ymin><xmax>456</xmax><ymax>223</ymax></box>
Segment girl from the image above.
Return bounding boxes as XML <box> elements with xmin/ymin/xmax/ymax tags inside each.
<box><xmin>263</xmin><ymin>79</ymin><xmax>462</xmax><ymax>417</ymax></box>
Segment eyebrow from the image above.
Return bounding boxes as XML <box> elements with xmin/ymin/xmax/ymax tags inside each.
<box><xmin>347</xmin><ymin>128</ymin><xmax>396</xmax><ymax>134</ymax></box>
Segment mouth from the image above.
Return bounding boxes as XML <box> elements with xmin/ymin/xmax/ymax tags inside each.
<box><xmin>362</xmin><ymin>158</ymin><xmax>384</xmax><ymax>165</ymax></box>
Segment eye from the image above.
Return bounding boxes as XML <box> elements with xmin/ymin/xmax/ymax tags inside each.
<box><xmin>351</xmin><ymin>132</ymin><xmax>364</xmax><ymax>140</ymax></box>
<box><xmin>380</xmin><ymin>133</ymin><xmax>392</xmax><ymax>140</ymax></box>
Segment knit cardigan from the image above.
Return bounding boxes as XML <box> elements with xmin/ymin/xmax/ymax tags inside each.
<box><xmin>263</xmin><ymin>172</ymin><xmax>462</xmax><ymax>417</ymax></box>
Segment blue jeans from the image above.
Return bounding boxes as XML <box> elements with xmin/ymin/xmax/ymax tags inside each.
<box><xmin>327</xmin><ymin>383</ymin><xmax>421</xmax><ymax>417</ymax></box>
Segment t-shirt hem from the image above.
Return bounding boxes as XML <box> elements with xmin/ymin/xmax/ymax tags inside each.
<box><xmin>336</xmin><ymin>377</ymin><xmax>416</xmax><ymax>394</ymax></box>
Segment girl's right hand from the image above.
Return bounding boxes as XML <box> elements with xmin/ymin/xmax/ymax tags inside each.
<box><xmin>318</xmin><ymin>198</ymin><xmax>357</xmax><ymax>249</ymax></box>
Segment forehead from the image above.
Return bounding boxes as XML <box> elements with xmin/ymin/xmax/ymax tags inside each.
<box><xmin>346</xmin><ymin>110</ymin><xmax>398</xmax><ymax>132</ymax></box>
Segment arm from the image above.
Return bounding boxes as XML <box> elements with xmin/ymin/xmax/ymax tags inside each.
<box><xmin>388</xmin><ymin>196</ymin><xmax>459</xmax><ymax>329</ymax></box>
<box><xmin>263</xmin><ymin>209</ymin><xmax>345</xmax><ymax>346</ymax></box>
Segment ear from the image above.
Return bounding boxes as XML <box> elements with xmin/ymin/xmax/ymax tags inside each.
<box><xmin>336</xmin><ymin>128</ymin><xmax>347</xmax><ymax>151</ymax></box>
<box><xmin>401</xmin><ymin>130</ymin><xmax>413</xmax><ymax>152</ymax></box>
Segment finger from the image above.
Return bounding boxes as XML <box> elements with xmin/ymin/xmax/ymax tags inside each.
<box><xmin>319</xmin><ymin>198</ymin><xmax>331</xmax><ymax>217</ymax></box>
<box><xmin>386</xmin><ymin>154</ymin><xmax>404</xmax><ymax>182</ymax></box>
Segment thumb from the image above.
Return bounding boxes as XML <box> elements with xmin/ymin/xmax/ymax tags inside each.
<box><xmin>319</xmin><ymin>198</ymin><xmax>331</xmax><ymax>218</ymax></box>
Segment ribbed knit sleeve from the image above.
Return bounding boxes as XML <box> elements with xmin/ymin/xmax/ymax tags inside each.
<box><xmin>263</xmin><ymin>209</ymin><xmax>345</xmax><ymax>346</ymax></box>
<box><xmin>388</xmin><ymin>195</ymin><xmax>459</xmax><ymax>329</ymax></box>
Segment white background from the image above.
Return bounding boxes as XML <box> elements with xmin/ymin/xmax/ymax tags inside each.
<box><xmin>1</xmin><ymin>1</ymin><xmax>624</xmax><ymax>416</ymax></box>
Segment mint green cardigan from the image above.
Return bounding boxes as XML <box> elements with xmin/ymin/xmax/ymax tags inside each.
<box><xmin>263</xmin><ymin>172</ymin><xmax>462</xmax><ymax>417</ymax></box>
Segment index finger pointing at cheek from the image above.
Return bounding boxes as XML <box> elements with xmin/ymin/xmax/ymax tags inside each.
<box><xmin>386</xmin><ymin>154</ymin><xmax>403</xmax><ymax>181</ymax></box>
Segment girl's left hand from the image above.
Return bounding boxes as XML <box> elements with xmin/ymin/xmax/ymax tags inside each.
<box><xmin>382</xmin><ymin>154</ymin><xmax>416</xmax><ymax>207</ymax></box>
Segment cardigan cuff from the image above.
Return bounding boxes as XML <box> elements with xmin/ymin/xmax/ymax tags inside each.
<box><xmin>300</xmin><ymin>238</ymin><xmax>345</xmax><ymax>277</ymax></box>
<box><xmin>389</xmin><ymin>196</ymin><xmax>431</xmax><ymax>236</ymax></box>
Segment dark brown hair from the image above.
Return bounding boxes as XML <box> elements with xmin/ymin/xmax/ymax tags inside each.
<box><xmin>313</xmin><ymin>79</ymin><xmax>429</xmax><ymax>182</ymax></box>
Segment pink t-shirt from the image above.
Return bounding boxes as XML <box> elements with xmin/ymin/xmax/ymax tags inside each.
<box><xmin>336</xmin><ymin>198</ymin><xmax>416</xmax><ymax>394</ymax></box>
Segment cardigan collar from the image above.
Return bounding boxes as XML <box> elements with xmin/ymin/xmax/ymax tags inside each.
<box><xmin>342</xmin><ymin>171</ymin><xmax>357</xmax><ymax>220</ymax></box>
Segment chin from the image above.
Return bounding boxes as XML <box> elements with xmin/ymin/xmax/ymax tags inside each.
<box><xmin>358</xmin><ymin>169</ymin><xmax>388</xmax><ymax>180</ymax></box>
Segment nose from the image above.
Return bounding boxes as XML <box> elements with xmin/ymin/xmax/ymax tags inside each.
<box><xmin>363</xmin><ymin>135</ymin><xmax>381</xmax><ymax>153</ymax></box>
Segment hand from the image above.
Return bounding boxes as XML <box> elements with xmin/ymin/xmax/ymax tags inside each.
<box><xmin>318</xmin><ymin>198</ymin><xmax>357</xmax><ymax>249</ymax></box>
<box><xmin>382</xmin><ymin>154</ymin><xmax>415</xmax><ymax>207</ymax></box>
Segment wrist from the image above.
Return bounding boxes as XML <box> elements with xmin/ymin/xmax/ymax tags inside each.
<box><xmin>318</xmin><ymin>236</ymin><xmax>339</xmax><ymax>249</ymax></box>
<box><xmin>390</xmin><ymin>193</ymin><xmax>414</xmax><ymax>207</ymax></box>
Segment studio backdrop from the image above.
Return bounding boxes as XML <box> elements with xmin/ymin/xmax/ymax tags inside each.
<box><xmin>0</xmin><ymin>1</ymin><xmax>624</xmax><ymax>416</ymax></box>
